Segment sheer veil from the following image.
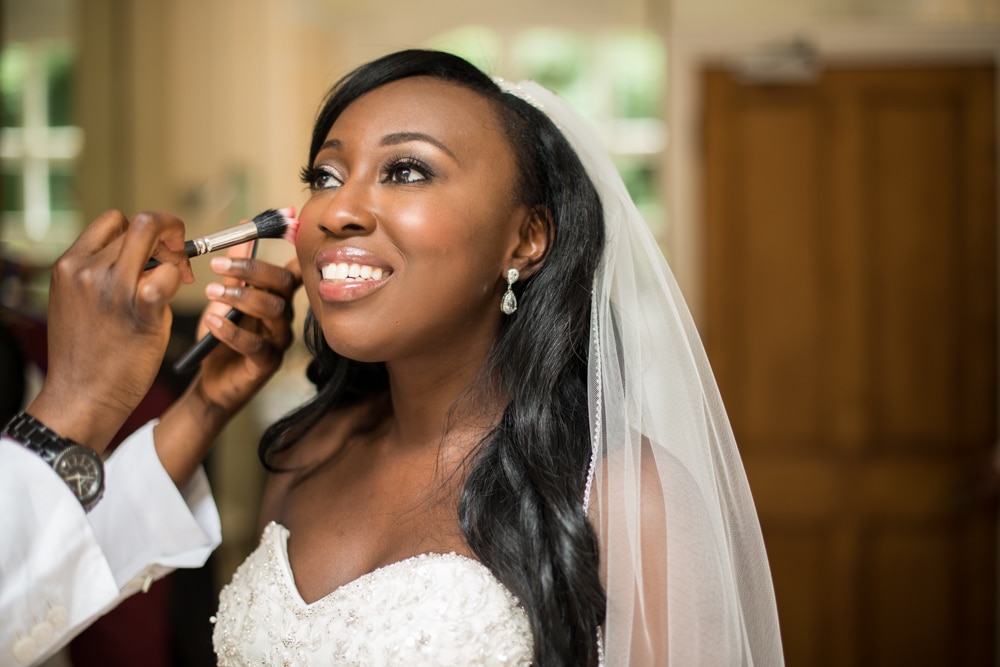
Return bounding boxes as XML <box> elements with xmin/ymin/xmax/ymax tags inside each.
<box><xmin>497</xmin><ymin>80</ymin><xmax>784</xmax><ymax>665</ymax></box>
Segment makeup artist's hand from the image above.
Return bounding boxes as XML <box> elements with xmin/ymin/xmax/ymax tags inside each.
<box><xmin>26</xmin><ymin>210</ymin><xmax>195</xmax><ymax>453</ymax></box>
<box><xmin>154</xmin><ymin>242</ymin><xmax>300</xmax><ymax>486</ymax></box>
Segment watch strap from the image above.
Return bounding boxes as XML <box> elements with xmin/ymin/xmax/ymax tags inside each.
<box><xmin>2</xmin><ymin>411</ymin><xmax>105</xmax><ymax>511</ymax></box>
<box><xmin>3</xmin><ymin>411</ymin><xmax>77</xmax><ymax>464</ymax></box>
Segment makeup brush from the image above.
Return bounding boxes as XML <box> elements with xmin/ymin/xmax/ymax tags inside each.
<box><xmin>144</xmin><ymin>207</ymin><xmax>298</xmax><ymax>271</ymax></box>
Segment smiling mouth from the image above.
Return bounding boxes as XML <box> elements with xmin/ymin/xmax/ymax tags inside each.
<box><xmin>320</xmin><ymin>262</ymin><xmax>388</xmax><ymax>282</ymax></box>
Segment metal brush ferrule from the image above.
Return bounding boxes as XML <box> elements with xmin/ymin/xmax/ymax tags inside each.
<box><xmin>192</xmin><ymin>221</ymin><xmax>259</xmax><ymax>255</ymax></box>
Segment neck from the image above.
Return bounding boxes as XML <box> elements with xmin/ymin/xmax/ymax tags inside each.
<box><xmin>380</xmin><ymin>338</ymin><xmax>504</xmax><ymax>454</ymax></box>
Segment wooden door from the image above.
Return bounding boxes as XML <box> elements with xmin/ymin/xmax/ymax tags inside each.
<box><xmin>702</xmin><ymin>64</ymin><xmax>997</xmax><ymax>666</ymax></box>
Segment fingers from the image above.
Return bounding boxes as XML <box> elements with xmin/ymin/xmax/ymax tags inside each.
<box><xmin>203</xmin><ymin>311</ymin><xmax>273</xmax><ymax>360</ymax></box>
<box><xmin>201</xmin><ymin>250</ymin><xmax>299</xmax><ymax>361</ymax></box>
<box><xmin>120</xmin><ymin>211</ymin><xmax>194</xmax><ymax>283</ymax></box>
<box><xmin>61</xmin><ymin>211</ymin><xmax>194</xmax><ymax>286</ymax></box>
<box><xmin>201</xmin><ymin>299</ymin><xmax>292</xmax><ymax>371</ymax></box>
<box><xmin>210</xmin><ymin>254</ymin><xmax>300</xmax><ymax>299</ymax></box>
<box><xmin>204</xmin><ymin>282</ymin><xmax>289</xmax><ymax>322</ymax></box>
<box><xmin>207</xmin><ymin>246</ymin><xmax>293</xmax><ymax>318</ymax></box>
<box><xmin>63</xmin><ymin>210</ymin><xmax>130</xmax><ymax>256</ymax></box>
<box><xmin>136</xmin><ymin>262</ymin><xmax>183</xmax><ymax>318</ymax></box>
<box><xmin>51</xmin><ymin>210</ymin><xmax>188</xmax><ymax>333</ymax></box>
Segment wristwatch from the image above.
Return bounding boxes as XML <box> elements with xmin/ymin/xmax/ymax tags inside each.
<box><xmin>2</xmin><ymin>411</ymin><xmax>105</xmax><ymax>512</ymax></box>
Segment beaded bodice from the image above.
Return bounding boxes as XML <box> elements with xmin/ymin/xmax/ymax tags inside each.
<box><xmin>212</xmin><ymin>522</ymin><xmax>533</xmax><ymax>666</ymax></box>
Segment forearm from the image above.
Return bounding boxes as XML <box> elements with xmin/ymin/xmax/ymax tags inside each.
<box><xmin>153</xmin><ymin>378</ymin><xmax>234</xmax><ymax>488</ymax></box>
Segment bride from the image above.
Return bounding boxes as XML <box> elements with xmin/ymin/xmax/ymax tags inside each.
<box><xmin>151</xmin><ymin>49</ymin><xmax>781</xmax><ymax>665</ymax></box>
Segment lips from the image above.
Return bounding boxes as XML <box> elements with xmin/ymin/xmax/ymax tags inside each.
<box><xmin>314</xmin><ymin>247</ymin><xmax>392</xmax><ymax>302</ymax></box>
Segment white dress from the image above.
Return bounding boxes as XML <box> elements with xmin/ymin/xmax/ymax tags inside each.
<box><xmin>212</xmin><ymin>522</ymin><xmax>533</xmax><ymax>666</ymax></box>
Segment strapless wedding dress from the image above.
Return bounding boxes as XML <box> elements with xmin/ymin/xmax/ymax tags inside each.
<box><xmin>212</xmin><ymin>522</ymin><xmax>532</xmax><ymax>666</ymax></box>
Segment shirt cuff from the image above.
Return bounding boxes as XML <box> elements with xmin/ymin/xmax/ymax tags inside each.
<box><xmin>0</xmin><ymin>438</ymin><xmax>119</xmax><ymax>666</ymax></box>
<box><xmin>87</xmin><ymin>420</ymin><xmax>221</xmax><ymax>591</ymax></box>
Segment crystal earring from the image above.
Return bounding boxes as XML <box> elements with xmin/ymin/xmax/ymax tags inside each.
<box><xmin>501</xmin><ymin>268</ymin><xmax>519</xmax><ymax>315</ymax></box>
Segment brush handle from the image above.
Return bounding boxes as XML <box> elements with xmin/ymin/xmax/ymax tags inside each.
<box><xmin>144</xmin><ymin>240</ymin><xmax>197</xmax><ymax>271</ymax></box>
<box><xmin>172</xmin><ymin>307</ymin><xmax>243</xmax><ymax>374</ymax></box>
<box><xmin>144</xmin><ymin>221</ymin><xmax>260</xmax><ymax>271</ymax></box>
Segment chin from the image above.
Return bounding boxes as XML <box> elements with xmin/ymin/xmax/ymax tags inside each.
<box><xmin>324</xmin><ymin>336</ymin><xmax>387</xmax><ymax>365</ymax></box>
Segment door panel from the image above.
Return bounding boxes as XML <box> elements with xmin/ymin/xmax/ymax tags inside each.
<box><xmin>702</xmin><ymin>64</ymin><xmax>997</xmax><ymax>666</ymax></box>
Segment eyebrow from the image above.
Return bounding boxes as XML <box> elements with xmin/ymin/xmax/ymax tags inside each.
<box><xmin>318</xmin><ymin>132</ymin><xmax>457</xmax><ymax>161</ymax></box>
<box><xmin>381</xmin><ymin>132</ymin><xmax>457</xmax><ymax>160</ymax></box>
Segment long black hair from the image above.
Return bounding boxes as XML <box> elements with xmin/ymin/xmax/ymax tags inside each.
<box><xmin>259</xmin><ymin>49</ymin><xmax>606</xmax><ymax>666</ymax></box>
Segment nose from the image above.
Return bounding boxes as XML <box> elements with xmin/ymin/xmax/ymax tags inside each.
<box><xmin>317</xmin><ymin>179</ymin><xmax>377</xmax><ymax>237</ymax></box>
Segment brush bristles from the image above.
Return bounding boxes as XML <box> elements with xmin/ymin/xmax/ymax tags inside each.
<box><xmin>252</xmin><ymin>206</ymin><xmax>298</xmax><ymax>243</ymax></box>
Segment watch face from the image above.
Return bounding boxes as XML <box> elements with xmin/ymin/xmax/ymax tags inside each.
<box><xmin>52</xmin><ymin>446</ymin><xmax>104</xmax><ymax>508</ymax></box>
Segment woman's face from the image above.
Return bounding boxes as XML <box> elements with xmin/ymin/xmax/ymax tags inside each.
<box><xmin>296</xmin><ymin>76</ymin><xmax>527</xmax><ymax>364</ymax></box>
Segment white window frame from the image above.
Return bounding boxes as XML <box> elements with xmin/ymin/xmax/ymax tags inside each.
<box><xmin>2</xmin><ymin>40</ymin><xmax>83</xmax><ymax>248</ymax></box>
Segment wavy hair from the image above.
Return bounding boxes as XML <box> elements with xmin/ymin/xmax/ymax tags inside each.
<box><xmin>259</xmin><ymin>49</ymin><xmax>606</xmax><ymax>666</ymax></box>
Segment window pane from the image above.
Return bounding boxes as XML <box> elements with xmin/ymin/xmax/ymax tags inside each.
<box><xmin>616</xmin><ymin>158</ymin><xmax>657</xmax><ymax>208</ymax></box>
<box><xmin>49</xmin><ymin>163</ymin><xmax>75</xmax><ymax>211</ymax></box>
<box><xmin>426</xmin><ymin>24</ymin><xmax>668</xmax><ymax>243</ymax></box>
<box><xmin>616</xmin><ymin>156</ymin><xmax>665</xmax><ymax>237</ymax></box>
<box><xmin>511</xmin><ymin>29</ymin><xmax>588</xmax><ymax>100</ymax></box>
<box><xmin>1</xmin><ymin>165</ymin><xmax>24</xmax><ymax>211</ymax></box>
<box><xmin>603</xmin><ymin>31</ymin><xmax>665</xmax><ymax>119</ymax></box>
<box><xmin>47</xmin><ymin>45</ymin><xmax>75</xmax><ymax>127</ymax></box>
<box><xmin>426</xmin><ymin>26</ymin><xmax>501</xmax><ymax>74</ymax></box>
<box><xmin>0</xmin><ymin>46</ymin><xmax>26</xmax><ymax>128</ymax></box>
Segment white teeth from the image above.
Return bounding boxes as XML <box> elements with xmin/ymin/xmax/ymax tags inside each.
<box><xmin>321</xmin><ymin>262</ymin><xmax>386</xmax><ymax>282</ymax></box>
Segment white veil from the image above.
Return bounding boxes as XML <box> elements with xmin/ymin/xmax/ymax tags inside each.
<box><xmin>497</xmin><ymin>80</ymin><xmax>784</xmax><ymax>665</ymax></box>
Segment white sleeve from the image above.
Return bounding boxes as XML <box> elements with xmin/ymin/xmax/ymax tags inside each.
<box><xmin>0</xmin><ymin>421</ymin><xmax>221</xmax><ymax>666</ymax></box>
<box><xmin>88</xmin><ymin>420</ymin><xmax>221</xmax><ymax>593</ymax></box>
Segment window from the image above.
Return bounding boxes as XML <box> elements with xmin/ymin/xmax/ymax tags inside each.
<box><xmin>1</xmin><ymin>41</ymin><xmax>83</xmax><ymax>266</ymax></box>
<box><xmin>428</xmin><ymin>26</ymin><xmax>667</xmax><ymax>240</ymax></box>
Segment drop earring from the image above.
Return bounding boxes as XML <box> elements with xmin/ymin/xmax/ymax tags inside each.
<box><xmin>501</xmin><ymin>268</ymin><xmax>519</xmax><ymax>315</ymax></box>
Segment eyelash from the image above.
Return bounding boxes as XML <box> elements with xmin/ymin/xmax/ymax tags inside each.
<box><xmin>299</xmin><ymin>165</ymin><xmax>342</xmax><ymax>193</ymax></box>
<box><xmin>299</xmin><ymin>155</ymin><xmax>435</xmax><ymax>192</ymax></box>
<box><xmin>383</xmin><ymin>155</ymin><xmax>434</xmax><ymax>184</ymax></box>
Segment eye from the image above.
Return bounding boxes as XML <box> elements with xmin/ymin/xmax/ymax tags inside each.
<box><xmin>384</xmin><ymin>157</ymin><xmax>432</xmax><ymax>185</ymax></box>
<box><xmin>300</xmin><ymin>165</ymin><xmax>343</xmax><ymax>191</ymax></box>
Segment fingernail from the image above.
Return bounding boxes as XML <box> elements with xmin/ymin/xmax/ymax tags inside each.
<box><xmin>211</xmin><ymin>257</ymin><xmax>232</xmax><ymax>272</ymax></box>
<box><xmin>205</xmin><ymin>283</ymin><xmax>225</xmax><ymax>298</ymax></box>
<box><xmin>205</xmin><ymin>313</ymin><xmax>223</xmax><ymax>328</ymax></box>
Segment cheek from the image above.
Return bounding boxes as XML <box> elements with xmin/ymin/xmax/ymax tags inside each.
<box><xmin>294</xmin><ymin>201</ymin><xmax>324</xmax><ymax>264</ymax></box>
<box><xmin>295</xmin><ymin>196</ymin><xmax>323</xmax><ymax>238</ymax></box>
<box><xmin>292</xmin><ymin>221</ymin><xmax>321</xmax><ymax>311</ymax></box>
<box><xmin>394</xmin><ymin>197</ymin><xmax>507</xmax><ymax>258</ymax></box>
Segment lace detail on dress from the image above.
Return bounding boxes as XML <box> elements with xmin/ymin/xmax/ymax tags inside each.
<box><xmin>212</xmin><ymin>522</ymin><xmax>533</xmax><ymax>666</ymax></box>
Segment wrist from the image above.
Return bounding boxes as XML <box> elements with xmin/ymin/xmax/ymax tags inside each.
<box><xmin>25</xmin><ymin>391</ymin><xmax>128</xmax><ymax>454</ymax></box>
<box><xmin>153</xmin><ymin>375</ymin><xmax>236</xmax><ymax>489</ymax></box>
<box><xmin>189</xmin><ymin>376</ymin><xmax>237</xmax><ymax>428</ymax></box>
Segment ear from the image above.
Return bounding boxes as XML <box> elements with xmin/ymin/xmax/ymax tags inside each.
<box><xmin>507</xmin><ymin>205</ymin><xmax>552</xmax><ymax>279</ymax></box>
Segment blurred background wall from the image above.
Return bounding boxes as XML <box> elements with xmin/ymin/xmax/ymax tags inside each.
<box><xmin>1</xmin><ymin>0</ymin><xmax>998</xmax><ymax>665</ymax></box>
